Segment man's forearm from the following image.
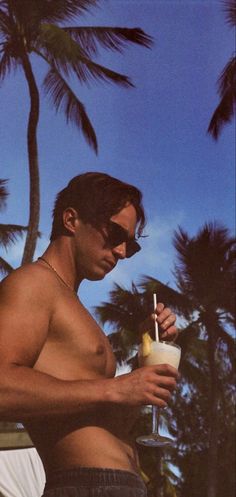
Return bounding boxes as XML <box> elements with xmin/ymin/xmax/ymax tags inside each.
<box><xmin>0</xmin><ymin>364</ymin><xmax>113</xmax><ymax>421</ymax></box>
<box><xmin>0</xmin><ymin>362</ymin><xmax>178</xmax><ymax>421</ymax></box>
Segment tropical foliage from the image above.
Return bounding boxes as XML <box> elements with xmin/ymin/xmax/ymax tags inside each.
<box><xmin>0</xmin><ymin>0</ymin><xmax>152</xmax><ymax>263</ymax></box>
<box><xmin>95</xmin><ymin>222</ymin><xmax>236</xmax><ymax>497</ymax></box>
<box><xmin>0</xmin><ymin>179</ymin><xmax>27</xmax><ymax>275</ymax></box>
<box><xmin>208</xmin><ymin>0</ymin><xmax>236</xmax><ymax>139</ymax></box>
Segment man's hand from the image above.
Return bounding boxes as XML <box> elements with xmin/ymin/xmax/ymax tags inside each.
<box><xmin>110</xmin><ymin>364</ymin><xmax>178</xmax><ymax>408</ymax></box>
<box><xmin>139</xmin><ymin>302</ymin><xmax>178</xmax><ymax>341</ymax></box>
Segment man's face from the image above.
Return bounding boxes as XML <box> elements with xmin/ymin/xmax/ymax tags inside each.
<box><xmin>73</xmin><ymin>203</ymin><xmax>139</xmax><ymax>281</ymax></box>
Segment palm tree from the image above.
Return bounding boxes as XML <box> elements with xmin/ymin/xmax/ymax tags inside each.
<box><xmin>208</xmin><ymin>1</ymin><xmax>236</xmax><ymax>139</ymax></box>
<box><xmin>170</xmin><ymin>222</ymin><xmax>235</xmax><ymax>497</ymax></box>
<box><xmin>141</xmin><ymin>223</ymin><xmax>235</xmax><ymax>497</ymax></box>
<box><xmin>0</xmin><ymin>179</ymin><xmax>27</xmax><ymax>275</ymax></box>
<box><xmin>171</xmin><ymin>338</ymin><xmax>235</xmax><ymax>497</ymax></box>
<box><xmin>0</xmin><ymin>0</ymin><xmax>152</xmax><ymax>264</ymax></box>
<box><xmin>95</xmin><ymin>221</ymin><xmax>235</xmax><ymax>497</ymax></box>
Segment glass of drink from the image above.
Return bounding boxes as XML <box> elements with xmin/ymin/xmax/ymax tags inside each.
<box><xmin>136</xmin><ymin>340</ymin><xmax>181</xmax><ymax>447</ymax></box>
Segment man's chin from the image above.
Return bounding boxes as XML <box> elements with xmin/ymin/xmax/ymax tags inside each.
<box><xmin>84</xmin><ymin>262</ymin><xmax>115</xmax><ymax>281</ymax></box>
<box><xmin>87</xmin><ymin>273</ymin><xmax>106</xmax><ymax>281</ymax></box>
<box><xmin>86</xmin><ymin>267</ymin><xmax>107</xmax><ymax>281</ymax></box>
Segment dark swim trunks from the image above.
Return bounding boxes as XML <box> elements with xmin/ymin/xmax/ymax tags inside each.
<box><xmin>41</xmin><ymin>466</ymin><xmax>147</xmax><ymax>497</ymax></box>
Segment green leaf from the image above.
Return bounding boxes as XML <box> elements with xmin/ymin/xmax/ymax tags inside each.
<box><xmin>43</xmin><ymin>67</ymin><xmax>98</xmax><ymax>152</ymax></box>
<box><xmin>38</xmin><ymin>24</ymin><xmax>133</xmax><ymax>87</ymax></box>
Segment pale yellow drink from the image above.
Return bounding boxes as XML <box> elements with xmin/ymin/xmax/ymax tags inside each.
<box><xmin>141</xmin><ymin>341</ymin><xmax>181</xmax><ymax>368</ymax></box>
<box><xmin>139</xmin><ymin>336</ymin><xmax>181</xmax><ymax>369</ymax></box>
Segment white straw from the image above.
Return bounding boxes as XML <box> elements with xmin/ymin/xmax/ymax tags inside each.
<box><xmin>153</xmin><ymin>293</ymin><xmax>159</xmax><ymax>342</ymax></box>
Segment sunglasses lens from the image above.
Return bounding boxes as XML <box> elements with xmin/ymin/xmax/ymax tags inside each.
<box><xmin>108</xmin><ymin>223</ymin><xmax>127</xmax><ymax>247</ymax></box>
<box><xmin>106</xmin><ymin>221</ymin><xmax>141</xmax><ymax>258</ymax></box>
<box><xmin>126</xmin><ymin>241</ymin><xmax>141</xmax><ymax>258</ymax></box>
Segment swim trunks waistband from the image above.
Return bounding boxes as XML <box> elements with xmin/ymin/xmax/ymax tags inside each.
<box><xmin>45</xmin><ymin>466</ymin><xmax>146</xmax><ymax>490</ymax></box>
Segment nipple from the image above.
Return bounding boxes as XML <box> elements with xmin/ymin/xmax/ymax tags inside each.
<box><xmin>96</xmin><ymin>344</ymin><xmax>105</xmax><ymax>355</ymax></box>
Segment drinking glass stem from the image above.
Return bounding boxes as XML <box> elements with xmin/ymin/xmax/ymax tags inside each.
<box><xmin>152</xmin><ymin>405</ymin><xmax>160</xmax><ymax>435</ymax></box>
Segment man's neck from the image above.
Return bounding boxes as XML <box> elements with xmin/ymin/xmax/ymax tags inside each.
<box><xmin>40</xmin><ymin>237</ymin><xmax>82</xmax><ymax>292</ymax></box>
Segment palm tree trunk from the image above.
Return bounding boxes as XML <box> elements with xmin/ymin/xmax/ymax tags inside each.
<box><xmin>207</xmin><ymin>324</ymin><xmax>219</xmax><ymax>497</ymax></box>
<box><xmin>20</xmin><ymin>52</ymin><xmax>40</xmax><ymax>264</ymax></box>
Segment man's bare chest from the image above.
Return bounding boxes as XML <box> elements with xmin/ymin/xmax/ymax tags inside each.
<box><xmin>34</xmin><ymin>295</ymin><xmax>116</xmax><ymax>380</ymax></box>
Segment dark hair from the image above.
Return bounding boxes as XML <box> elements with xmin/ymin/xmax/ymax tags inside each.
<box><xmin>50</xmin><ymin>172</ymin><xmax>146</xmax><ymax>241</ymax></box>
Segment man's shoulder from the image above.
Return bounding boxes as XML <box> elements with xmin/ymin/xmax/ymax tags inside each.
<box><xmin>0</xmin><ymin>262</ymin><xmax>58</xmax><ymax>304</ymax></box>
<box><xmin>1</xmin><ymin>262</ymin><xmax>46</xmax><ymax>285</ymax></box>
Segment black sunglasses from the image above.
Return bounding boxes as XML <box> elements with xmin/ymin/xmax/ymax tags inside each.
<box><xmin>104</xmin><ymin>220</ymin><xmax>141</xmax><ymax>258</ymax></box>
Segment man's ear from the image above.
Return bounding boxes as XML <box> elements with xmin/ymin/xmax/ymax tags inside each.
<box><xmin>62</xmin><ymin>208</ymin><xmax>80</xmax><ymax>235</ymax></box>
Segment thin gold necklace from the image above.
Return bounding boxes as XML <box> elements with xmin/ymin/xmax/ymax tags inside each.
<box><xmin>38</xmin><ymin>257</ymin><xmax>77</xmax><ymax>296</ymax></box>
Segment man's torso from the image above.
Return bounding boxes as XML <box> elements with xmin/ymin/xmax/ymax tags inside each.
<box><xmin>25</xmin><ymin>268</ymin><xmax>139</xmax><ymax>476</ymax></box>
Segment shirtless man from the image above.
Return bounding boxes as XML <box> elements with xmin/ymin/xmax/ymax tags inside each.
<box><xmin>0</xmin><ymin>172</ymin><xmax>178</xmax><ymax>497</ymax></box>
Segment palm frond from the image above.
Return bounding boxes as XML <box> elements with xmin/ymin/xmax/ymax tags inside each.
<box><xmin>218</xmin><ymin>55</ymin><xmax>236</xmax><ymax>96</ymax></box>
<box><xmin>217</xmin><ymin>324</ymin><xmax>235</xmax><ymax>358</ymax></box>
<box><xmin>95</xmin><ymin>302</ymin><xmax>128</xmax><ymax>327</ymax></box>
<box><xmin>0</xmin><ymin>179</ymin><xmax>8</xmax><ymax>210</ymax></box>
<box><xmin>43</xmin><ymin>67</ymin><xmax>97</xmax><ymax>152</ymax></box>
<box><xmin>62</xmin><ymin>26</ymin><xmax>153</xmax><ymax>56</ymax></box>
<box><xmin>95</xmin><ymin>282</ymin><xmax>148</xmax><ymax>362</ymax></box>
<box><xmin>0</xmin><ymin>223</ymin><xmax>27</xmax><ymax>248</ymax></box>
<box><xmin>37</xmin><ymin>23</ymin><xmax>87</xmax><ymax>64</ymax></box>
<box><xmin>208</xmin><ymin>56</ymin><xmax>236</xmax><ymax>139</ymax></box>
<box><xmin>208</xmin><ymin>89</ymin><xmax>235</xmax><ymax>139</ymax></box>
<box><xmin>5</xmin><ymin>0</ymin><xmax>98</xmax><ymax>25</ymax></box>
<box><xmin>176</xmin><ymin>322</ymin><xmax>201</xmax><ymax>357</ymax></box>
<box><xmin>38</xmin><ymin>24</ymin><xmax>133</xmax><ymax>87</ymax></box>
<box><xmin>173</xmin><ymin>222</ymin><xmax>236</xmax><ymax>309</ymax></box>
<box><xmin>0</xmin><ymin>47</ymin><xmax>15</xmax><ymax>81</ymax></box>
<box><xmin>95</xmin><ymin>288</ymin><xmax>145</xmax><ymax>330</ymax></box>
<box><xmin>41</xmin><ymin>0</ymin><xmax>98</xmax><ymax>23</ymax></box>
<box><xmin>223</xmin><ymin>0</ymin><xmax>236</xmax><ymax>27</ymax></box>
<box><xmin>178</xmin><ymin>366</ymin><xmax>207</xmax><ymax>403</ymax></box>
<box><xmin>108</xmin><ymin>328</ymin><xmax>138</xmax><ymax>364</ymax></box>
<box><xmin>71</xmin><ymin>54</ymin><xmax>133</xmax><ymax>87</ymax></box>
<box><xmin>0</xmin><ymin>6</ymin><xmax>11</xmax><ymax>33</ymax></box>
<box><xmin>0</xmin><ymin>255</ymin><xmax>13</xmax><ymax>275</ymax></box>
<box><xmin>139</xmin><ymin>275</ymin><xmax>193</xmax><ymax>317</ymax></box>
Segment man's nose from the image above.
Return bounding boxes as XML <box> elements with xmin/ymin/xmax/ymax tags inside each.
<box><xmin>112</xmin><ymin>242</ymin><xmax>126</xmax><ymax>259</ymax></box>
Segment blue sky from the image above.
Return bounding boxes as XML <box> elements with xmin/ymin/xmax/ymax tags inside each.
<box><xmin>0</xmin><ymin>0</ymin><xmax>235</xmax><ymax>317</ymax></box>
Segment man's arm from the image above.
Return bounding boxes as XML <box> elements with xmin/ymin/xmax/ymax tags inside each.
<box><xmin>0</xmin><ymin>267</ymin><xmax>178</xmax><ymax>422</ymax></box>
<box><xmin>0</xmin><ymin>266</ymin><xmax>107</xmax><ymax>421</ymax></box>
